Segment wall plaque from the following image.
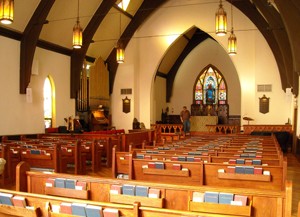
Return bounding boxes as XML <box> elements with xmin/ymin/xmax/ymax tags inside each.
<box><xmin>122</xmin><ymin>96</ymin><xmax>131</xmax><ymax>113</ymax></box>
<box><xmin>259</xmin><ymin>95</ymin><xmax>269</xmax><ymax>114</ymax></box>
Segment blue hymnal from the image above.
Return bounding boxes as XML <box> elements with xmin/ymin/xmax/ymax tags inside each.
<box><xmin>30</xmin><ymin>149</ymin><xmax>41</xmax><ymax>155</ymax></box>
<box><xmin>71</xmin><ymin>203</ymin><xmax>87</xmax><ymax>216</ymax></box>
<box><xmin>236</xmin><ymin>159</ymin><xmax>245</xmax><ymax>164</ymax></box>
<box><xmin>135</xmin><ymin>186</ymin><xmax>149</xmax><ymax>197</ymax></box>
<box><xmin>186</xmin><ymin>156</ymin><xmax>194</xmax><ymax>162</ymax></box>
<box><xmin>235</xmin><ymin>166</ymin><xmax>245</xmax><ymax>174</ymax></box>
<box><xmin>55</xmin><ymin>178</ymin><xmax>66</xmax><ymax>188</ymax></box>
<box><xmin>244</xmin><ymin>166</ymin><xmax>254</xmax><ymax>174</ymax></box>
<box><xmin>136</xmin><ymin>154</ymin><xmax>144</xmax><ymax>159</ymax></box>
<box><xmin>65</xmin><ymin>179</ymin><xmax>76</xmax><ymax>189</ymax></box>
<box><xmin>204</xmin><ymin>191</ymin><xmax>219</xmax><ymax>203</ymax></box>
<box><xmin>122</xmin><ymin>184</ymin><xmax>135</xmax><ymax>196</ymax></box>
<box><xmin>0</xmin><ymin>192</ymin><xmax>13</xmax><ymax>206</ymax></box>
<box><xmin>252</xmin><ymin>159</ymin><xmax>262</xmax><ymax>165</ymax></box>
<box><xmin>219</xmin><ymin>192</ymin><xmax>234</xmax><ymax>204</ymax></box>
<box><xmin>85</xmin><ymin>204</ymin><xmax>102</xmax><ymax>217</ymax></box>
<box><xmin>178</xmin><ymin>156</ymin><xmax>186</xmax><ymax>161</ymax></box>
<box><xmin>155</xmin><ymin>162</ymin><xmax>165</xmax><ymax>169</ymax></box>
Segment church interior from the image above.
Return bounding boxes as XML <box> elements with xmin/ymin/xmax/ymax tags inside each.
<box><xmin>0</xmin><ymin>0</ymin><xmax>299</xmax><ymax>216</ymax></box>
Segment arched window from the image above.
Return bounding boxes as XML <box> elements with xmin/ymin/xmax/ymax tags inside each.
<box><xmin>194</xmin><ymin>65</ymin><xmax>227</xmax><ymax>105</ymax></box>
<box><xmin>44</xmin><ymin>76</ymin><xmax>56</xmax><ymax>128</ymax></box>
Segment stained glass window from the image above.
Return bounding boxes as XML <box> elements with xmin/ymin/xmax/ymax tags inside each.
<box><xmin>193</xmin><ymin>65</ymin><xmax>227</xmax><ymax>105</ymax></box>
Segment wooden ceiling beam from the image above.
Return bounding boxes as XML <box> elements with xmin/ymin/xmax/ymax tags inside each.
<box><xmin>252</xmin><ymin>0</ymin><xmax>294</xmax><ymax>92</ymax></box>
<box><xmin>20</xmin><ymin>0</ymin><xmax>55</xmax><ymax>94</ymax></box>
<box><xmin>232</xmin><ymin>0</ymin><xmax>292</xmax><ymax>92</ymax></box>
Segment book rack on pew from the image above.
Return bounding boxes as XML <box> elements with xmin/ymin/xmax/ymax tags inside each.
<box><xmin>45</xmin><ymin>186</ymin><xmax>89</xmax><ymax>200</ymax></box>
<box><xmin>218</xmin><ymin>172</ymin><xmax>271</xmax><ymax>182</ymax></box>
<box><xmin>0</xmin><ymin>204</ymin><xmax>41</xmax><ymax>217</ymax></box>
<box><xmin>142</xmin><ymin>168</ymin><xmax>189</xmax><ymax>177</ymax></box>
<box><xmin>110</xmin><ymin>194</ymin><xmax>164</xmax><ymax>208</ymax></box>
<box><xmin>189</xmin><ymin>201</ymin><xmax>251</xmax><ymax>216</ymax></box>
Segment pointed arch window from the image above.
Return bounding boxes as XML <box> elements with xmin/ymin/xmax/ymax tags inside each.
<box><xmin>44</xmin><ymin>76</ymin><xmax>56</xmax><ymax>128</ymax></box>
<box><xmin>194</xmin><ymin>65</ymin><xmax>227</xmax><ymax>105</ymax></box>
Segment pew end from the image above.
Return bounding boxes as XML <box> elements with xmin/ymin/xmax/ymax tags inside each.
<box><xmin>16</xmin><ymin>161</ymin><xmax>30</xmax><ymax>192</ymax></box>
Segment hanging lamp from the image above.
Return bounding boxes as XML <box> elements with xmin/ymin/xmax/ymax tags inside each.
<box><xmin>116</xmin><ymin>44</ymin><xmax>125</xmax><ymax>63</ymax></box>
<box><xmin>228</xmin><ymin>1</ymin><xmax>237</xmax><ymax>55</ymax></box>
<box><xmin>116</xmin><ymin>13</ymin><xmax>124</xmax><ymax>63</ymax></box>
<box><xmin>215</xmin><ymin>0</ymin><xmax>227</xmax><ymax>36</ymax></box>
<box><xmin>72</xmin><ymin>0</ymin><xmax>82</xmax><ymax>49</ymax></box>
<box><xmin>0</xmin><ymin>0</ymin><xmax>14</xmax><ymax>25</ymax></box>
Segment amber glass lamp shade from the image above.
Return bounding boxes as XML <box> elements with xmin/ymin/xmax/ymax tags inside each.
<box><xmin>116</xmin><ymin>45</ymin><xmax>124</xmax><ymax>64</ymax></box>
<box><xmin>0</xmin><ymin>0</ymin><xmax>13</xmax><ymax>25</ymax></box>
<box><xmin>228</xmin><ymin>28</ymin><xmax>237</xmax><ymax>55</ymax></box>
<box><xmin>215</xmin><ymin>0</ymin><xmax>227</xmax><ymax>36</ymax></box>
<box><xmin>73</xmin><ymin>20</ymin><xmax>82</xmax><ymax>49</ymax></box>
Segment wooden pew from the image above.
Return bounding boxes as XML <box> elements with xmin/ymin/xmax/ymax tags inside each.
<box><xmin>121</xmin><ymin>130</ymin><xmax>155</xmax><ymax>151</ymax></box>
<box><xmin>0</xmin><ymin>144</ymin><xmax>21</xmax><ymax>187</ymax></box>
<box><xmin>17</xmin><ymin>164</ymin><xmax>292</xmax><ymax>217</ymax></box>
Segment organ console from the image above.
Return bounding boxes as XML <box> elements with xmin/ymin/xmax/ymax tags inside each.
<box><xmin>89</xmin><ymin>109</ymin><xmax>110</xmax><ymax>131</ymax></box>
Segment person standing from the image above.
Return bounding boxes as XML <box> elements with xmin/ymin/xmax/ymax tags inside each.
<box><xmin>180</xmin><ymin>106</ymin><xmax>191</xmax><ymax>136</ymax></box>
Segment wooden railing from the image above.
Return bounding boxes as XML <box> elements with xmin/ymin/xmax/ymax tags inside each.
<box><xmin>206</xmin><ymin>124</ymin><xmax>240</xmax><ymax>134</ymax></box>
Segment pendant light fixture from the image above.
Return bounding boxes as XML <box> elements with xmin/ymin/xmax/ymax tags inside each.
<box><xmin>0</xmin><ymin>0</ymin><xmax>14</xmax><ymax>25</ymax></box>
<box><xmin>116</xmin><ymin>13</ymin><xmax>124</xmax><ymax>63</ymax></box>
<box><xmin>72</xmin><ymin>0</ymin><xmax>82</xmax><ymax>49</ymax></box>
<box><xmin>215</xmin><ymin>0</ymin><xmax>227</xmax><ymax>36</ymax></box>
<box><xmin>228</xmin><ymin>1</ymin><xmax>237</xmax><ymax>55</ymax></box>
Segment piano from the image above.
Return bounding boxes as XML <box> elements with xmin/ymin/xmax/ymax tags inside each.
<box><xmin>89</xmin><ymin>109</ymin><xmax>110</xmax><ymax>131</ymax></box>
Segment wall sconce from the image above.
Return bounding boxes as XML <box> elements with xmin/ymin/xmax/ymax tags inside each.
<box><xmin>0</xmin><ymin>0</ymin><xmax>14</xmax><ymax>25</ymax></box>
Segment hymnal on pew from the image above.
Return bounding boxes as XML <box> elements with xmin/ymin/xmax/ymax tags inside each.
<box><xmin>12</xmin><ymin>196</ymin><xmax>27</xmax><ymax>208</ymax></box>
<box><xmin>0</xmin><ymin>192</ymin><xmax>13</xmax><ymax>206</ymax></box>
<box><xmin>103</xmin><ymin>208</ymin><xmax>119</xmax><ymax>217</ymax></box>
<box><xmin>85</xmin><ymin>204</ymin><xmax>102</xmax><ymax>217</ymax></box>
<box><xmin>71</xmin><ymin>203</ymin><xmax>87</xmax><ymax>216</ymax></box>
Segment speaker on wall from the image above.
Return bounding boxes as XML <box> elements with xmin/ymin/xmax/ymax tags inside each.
<box><xmin>31</xmin><ymin>59</ymin><xmax>39</xmax><ymax>75</ymax></box>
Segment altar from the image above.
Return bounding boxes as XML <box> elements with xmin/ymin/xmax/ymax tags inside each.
<box><xmin>190</xmin><ymin>116</ymin><xmax>218</xmax><ymax>132</ymax></box>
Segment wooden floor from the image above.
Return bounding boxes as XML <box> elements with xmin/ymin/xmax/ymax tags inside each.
<box><xmin>287</xmin><ymin>152</ymin><xmax>300</xmax><ymax>217</ymax></box>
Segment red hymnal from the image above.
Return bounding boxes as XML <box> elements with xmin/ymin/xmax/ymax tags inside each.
<box><xmin>233</xmin><ymin>195</ymin><xmax>247</xmax><ymax>206</ymax></box>
<box><xmin>172</xmin><ymin>163</ymin><xmax>181</xmax><ymax>170</ymax></box>
<box><xmin>227</xmin><ymin>166</ymin><xmax>235</xmax><ymax>173</ymax></box>
<box><xmin>45</xmin><ymin>178</ymin><xmax>55</xmax><ymax>187</ymax></box>
<box><xmin>60</xmin><ymin>202</ymin><xmax>72</xmax><ymax>214</ymax></box>
<box><xmin>12</xmin><ymin>196</ymin><xmax>26</xmax><ymax>208</ymax></box>
<box><xmin>148</xmin><ymin>162</ymin><xmax>156</xmax><ymax>168</ymax></box>
<box><xmin>148</xmin><ymin>188</ymin><xmax>161</xmax><ymax>198</ymax></box>
<box><xmin>75</xmin><ymin>181</ymin><xmax>87</xmax><ymax>190</ymax></box>
<box><xmin>254</xmin><ymin>167</ymin><xmax>263</xmax><ymax>175</ymax></box>
<box><xmin>103</xmin><ymin>208</ymin><xmax>119</xmax><ymax>217</ymax></box>
<box><xmin>110</xmin><ymin>185</ymin><xmax>122</xmax><ymax>194</ymax></box>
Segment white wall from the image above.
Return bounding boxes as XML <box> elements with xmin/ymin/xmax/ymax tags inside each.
<box><xmin>0</xmin><ymin>36</ymin><xmax>74</xmax><ymax>135</ymax></box>
<box><xmin>111</xmin><ymin>0</ymin><xmax>293</xmax><ymax>131</ymax></box>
